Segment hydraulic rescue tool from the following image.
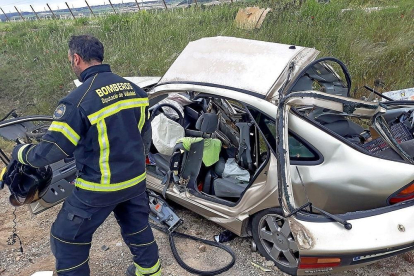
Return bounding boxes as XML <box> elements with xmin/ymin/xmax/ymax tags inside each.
<box><xmin>147</xmin><ymin>190</ymin><xmax>236</xmax><ymax>275</ymax></box>
<box><xmin>148</xmin><ymin>190</ymin><xmax>182</xmax><ymax>232</ymax></box>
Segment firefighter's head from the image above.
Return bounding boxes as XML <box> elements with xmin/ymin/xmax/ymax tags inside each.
<box><xmin>68</xmin><ymin>35</ymin><xmax>104</xmax><ymax>81</ymax></box>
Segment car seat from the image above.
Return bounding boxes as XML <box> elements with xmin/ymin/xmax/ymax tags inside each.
<box><xmin>169</xmin><ymin>113</ymin><xmax>250</xmax><ymax>200</ymax></box>
<box><xmin>170</xmin><ymin>113</ymin><xmax>221</xmax><ymax>190</ymax></box>
<box><xmin>203</xmin><ymin>157</ymin><xmax>249</xmax><ymax>199</ymax></box>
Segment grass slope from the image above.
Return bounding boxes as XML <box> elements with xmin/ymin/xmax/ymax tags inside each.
<box><xmin>0</xmin><ymin>0</ymin><xmax>413</xmax><ymax>116</ymax></box>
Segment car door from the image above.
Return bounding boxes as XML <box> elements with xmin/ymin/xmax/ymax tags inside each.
<box><xmin>0</xmin><ymin>116</ymin><xmax>77</xmax><ymax>214</ymax></box>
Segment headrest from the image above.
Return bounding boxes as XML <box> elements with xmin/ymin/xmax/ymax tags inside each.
<box><xmin>196</xmin><ymin>113</ymin><xmax>218</xmax><ymax>134</ymax></box>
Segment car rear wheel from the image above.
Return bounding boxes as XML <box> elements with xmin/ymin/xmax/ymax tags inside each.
<box><xmin>252</xmin><ymin>208</ymin><xmax>299</xmax><ymax>275</ymax></box>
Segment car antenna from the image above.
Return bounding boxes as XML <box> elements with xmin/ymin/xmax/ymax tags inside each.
<box><xmin>293</xmin><ymin>166</ymin><xmax>352</xmax><ymax>230</ymax></box>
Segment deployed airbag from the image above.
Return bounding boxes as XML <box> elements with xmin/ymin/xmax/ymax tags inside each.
<box><xmin>151</xmin><ymin>113</ymin><xmax>185</xmax><ymax>155</ymax></box>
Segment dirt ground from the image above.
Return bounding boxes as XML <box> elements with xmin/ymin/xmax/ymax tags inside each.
<box><xmin>0</xmin><ymin>183</ymin><xmax>413</xmax><ymax>276</ymax></box>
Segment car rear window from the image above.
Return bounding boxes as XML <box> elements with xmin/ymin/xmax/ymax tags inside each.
<box><xmin>288</xmin><ymin>133</ymin><xmax>318</xmax><ymax>161</ymax></box>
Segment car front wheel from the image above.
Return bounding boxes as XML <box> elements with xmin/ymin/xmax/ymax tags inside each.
<box><xmin>252</xmin><ymin>208</ymin><xmax>299</xmax><ymax>275</ymax></box>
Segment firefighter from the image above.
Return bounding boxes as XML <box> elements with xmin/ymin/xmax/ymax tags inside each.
<box><xmin>12</xmin><ymin>35</ymin><xmax>160</xmax><ymax>276</ymax></box>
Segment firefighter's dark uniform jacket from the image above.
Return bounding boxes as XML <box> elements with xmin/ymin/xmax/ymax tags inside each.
<box><xmin>12</xmin><ymin>64</ymin><xmax>151</xmax><ymax>207</ymax></box>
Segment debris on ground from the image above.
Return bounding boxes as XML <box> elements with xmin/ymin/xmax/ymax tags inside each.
<box><xmin>264</xmin><ymin>260</ymin><xmax>275</xmax><ymax>267</ymax></box>
<box><xmin>251</xmin><ymin>261</ymin><xmax>272</xmax><ymax>272</ymax></box>
<box><xmin>214</xmin><ymin>229</ymin><xmax>237</xmax><ymax>243</ymax></box>
<box><xmin>341</xmin><ymin>6</ymin><xmax>398</xmax><ymax>13</ymax></box>
<box><xmin>402</xmin><ymin>252</ymin><xmax>414</xmax><ymax>264</ymax></box>
<box><xmin>30</xmin><ymin>272</ymin><xmax>53</xmax><ymax>276</ymax></box>
<box><xmin>235</xmin><ymin>7</ymin><xmax>271</xmax><ymax>30</ymax></box>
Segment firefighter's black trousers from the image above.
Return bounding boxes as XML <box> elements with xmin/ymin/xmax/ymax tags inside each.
<box><xmin>50</xmin><ymin>191</ymin><xmax>160</xmax><ymax>276</ymax></box>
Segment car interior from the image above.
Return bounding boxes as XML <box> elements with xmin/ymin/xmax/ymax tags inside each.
<box><xmin>294</xmin><ymin>106</ymin><xmax>414</xmax><ymax>163</ymax></box>
<box><xmin>288</xmin><ymin>58</ymin><xmax>414</xmax><ymax>163</ymax></box>
<box><xmin>147</xmin><ymin>92</ymin><xmax>270</xmax><ymax>204</ymax></box>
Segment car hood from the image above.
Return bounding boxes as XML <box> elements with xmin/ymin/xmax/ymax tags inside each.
<box><xmin>157</xmin><ymin>36</ymin><xmax>319</xmax><ymax>100</ymax></box>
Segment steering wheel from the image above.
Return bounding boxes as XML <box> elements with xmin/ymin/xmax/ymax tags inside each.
<box><xmin>149</xmin><ymin>103</ymin><xmax>185</xmax><ymax>127</ymax></box>
<box><xmin>26</xmin><ymin>124</ymin><xmax>50</xmax><ymax>141</ymax></box>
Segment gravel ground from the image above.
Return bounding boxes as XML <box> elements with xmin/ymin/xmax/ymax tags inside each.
<box><xmin>0</xmin><ymin>184</ymin><xmax>413</xmax><ymax>276</ymax></box>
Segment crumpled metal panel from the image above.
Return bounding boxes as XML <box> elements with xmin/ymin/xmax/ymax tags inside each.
<box><xmin>159</xmin><ymin>36</ymin><xmax>318</xmax><ymax>97</ymax></box>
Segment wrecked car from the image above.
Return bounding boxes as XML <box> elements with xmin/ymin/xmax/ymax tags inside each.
<box><xmin>1</xmin><ymin>36</ymin><xmax>413</xmax><ymax>275</ymax></box>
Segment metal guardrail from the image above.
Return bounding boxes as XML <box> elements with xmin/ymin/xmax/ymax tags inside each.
<box><xmin>0</xmin><ymin>0</ymin><xmax>234</xmax><ymax>22</ymax></box>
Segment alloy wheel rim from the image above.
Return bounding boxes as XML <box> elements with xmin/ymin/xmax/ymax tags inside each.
<box><xmin>258</xmin><ymin>214</ymin><xmax>299</xmax><ymax>268</ymax></box>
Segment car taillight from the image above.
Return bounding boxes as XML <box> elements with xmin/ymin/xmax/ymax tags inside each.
<box><xmin>389</xmin><ymin>183</ymin><xmax>414</xmax><ymax>204</ymax></box>
<box><xmin>298</xmin><ymin>257</ymin><xmax>341</xmax><ymax>269</ymax></box>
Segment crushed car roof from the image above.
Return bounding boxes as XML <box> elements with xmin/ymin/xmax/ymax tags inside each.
<box><xmin>158</xmin><ymin>36</ymin><xmax>319</xmax><ymax>98</ymax></box>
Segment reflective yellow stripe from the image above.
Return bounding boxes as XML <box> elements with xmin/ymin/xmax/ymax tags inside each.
<box><xmin>88</xmin><ymin>98</ymin><xmax>149</xmax><ymax>125</ymax></box>
<box><xmin>51</xmin><ymin>233</ymin><xmax>91</xmax><ymax>245</ymax></box>
<box><xmin>149</xmin><ymin>270</ymin><xmax>161</xmax><ymax>276</ymax></box>
<box><xmin>0</xmin><ymin>167</ymin><xmax>6</xmax><ymax>181</ymax></box>
<box><xmin>17</xmin><ymin>144</ymin><xmax>30</xmax><ymax>164</ymax></box>
<box><xmin>75</xmin><ymin>171</ymin><xmax>146</xmax><ymax>192</ymax></box>
<box><xmin>135</xmin><ymin>259</ymin><xmax>161</xmax><ymax>275</ymax></box>
<box><xmin>126</xmin><ymin>225</ymin><xmax>148</xmax><ymax>236</ymax></box>
<box><xmin>97</xmin><ymin>119</ymin><xmax>110</xmax><ymax>185</ymax></box>
<box><xmin>49</xmin><ymin>121</ymin><xmax>80</xmax><ymax>146</ymax></box>
<box><xmin>56</xmin><ymin>257</ymin><xmax>89</xmax><ymax>273</ymax></box>
<box><xmin>138</xmin><ymin>106</ymin><xmax>145</xmax><ymax>131</ymax></box>
<box><xmin>130</xmin><ymin>240</ymin><xmax>155</xmax><ymax>247</ymax></box>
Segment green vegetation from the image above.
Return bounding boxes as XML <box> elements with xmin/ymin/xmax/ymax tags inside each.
<box><xmin>0</xmin><ymin>0</ymin><xmax>413</xmax><ymax>117</ymax></box>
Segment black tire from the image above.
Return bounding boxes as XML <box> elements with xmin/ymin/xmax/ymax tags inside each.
<box><xmin>252</xmin><ymin>208</ymin><xmax>299</xmax><ymax>276</ymax></box>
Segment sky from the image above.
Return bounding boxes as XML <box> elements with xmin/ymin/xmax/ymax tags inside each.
<box><xmin>0</xmin><ymin>0</ymin><xmax>137</xmax><ymax>13</ymax></box>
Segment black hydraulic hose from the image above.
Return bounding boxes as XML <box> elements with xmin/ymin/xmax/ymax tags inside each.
<box><xmin>149</xmin><ymin>222</ymin><xmax>236</xmax><ymax>276</ymax></box>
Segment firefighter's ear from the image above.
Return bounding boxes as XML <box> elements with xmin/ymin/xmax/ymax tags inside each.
<box><xmin>72</xmin><ymin>53</ymin><xmax>82</xmax><ymax>66</ymax></box>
